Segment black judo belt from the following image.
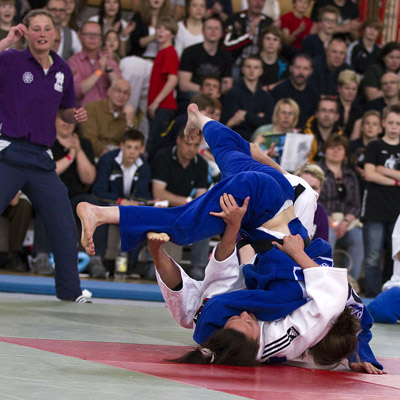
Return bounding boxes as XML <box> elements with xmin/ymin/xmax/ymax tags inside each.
<box><xmin>236</xmin><ymin>183</ymin><xmax>310</xmax><ymax>254</ymax></box>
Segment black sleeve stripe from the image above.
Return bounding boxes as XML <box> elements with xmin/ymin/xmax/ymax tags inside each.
<box><xmin>261</xmin><ymin>326</ymin><xmax>300</xmax><ymax>361</ymax></box>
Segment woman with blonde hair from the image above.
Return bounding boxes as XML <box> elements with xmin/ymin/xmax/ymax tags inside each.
<box><xmin>251</xmin><ymin>98</ymin><xmax>300</xmax><ymax>159</ymax></box>
<box><xmin>337</xmin><ymin>69</ymin><xmax>363</xmax><ymax>138</ymax></box>
<box><xmin>294</xmin><ymin>163</ymin><xmax>329</xmax><ymax>241</ymax></box>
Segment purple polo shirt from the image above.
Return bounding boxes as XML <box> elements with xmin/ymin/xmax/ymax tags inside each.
<box><xmin>0</xmin><ymin>47</ymin><xmax>75</xmax><ymax>147</ymax></box>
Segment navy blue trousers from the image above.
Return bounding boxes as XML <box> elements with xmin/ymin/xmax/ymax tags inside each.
<box><xmin>0</xmin><ymin>139</ymin><xmax>82</xmax><ymax>300</ymax></box>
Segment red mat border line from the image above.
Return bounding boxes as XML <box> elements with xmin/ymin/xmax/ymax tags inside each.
<box><xmin>1</xmin><ymin>337</ymin><xmax>400</xmax><ymax>400</ymax></box>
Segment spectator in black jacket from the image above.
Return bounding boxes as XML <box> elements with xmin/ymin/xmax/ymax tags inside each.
<box><xmin>221</xmin><ymin>55</ymin><xmax>274</xmax><ymax>141</ymax></box>
<box><xmin>91</xmin><ymin>129</ymin><xmax>153</xmax><ymax>277</ymax></box>
<box><xmin>223</xmin><ymin>0</ymin><xmax>273</xmax><ymax>79</ymax></box>
<box><xmin>272</xmin><ymin>53</ymin><xmax>319</xmax><ymax>127</ymax></box>
<box><xmin>346</xmin><ymin>17</ymin><xmax>382</xmax><ymax>78</ymax></box>
<box><xmin>311</xmin><ymin>36</ymin><xmax>352</xmax><ymax>96</ymax></box>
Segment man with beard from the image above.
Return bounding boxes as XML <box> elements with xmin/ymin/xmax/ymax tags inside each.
<box><xmin>271</xmin><ymin>53</ymin><xmax>319</xmax><ymax>127</ymax></box>
<box><xmin>303</xmin><ymin>96</ymin><xmax>344</xmax><ymax>162</ymax></box>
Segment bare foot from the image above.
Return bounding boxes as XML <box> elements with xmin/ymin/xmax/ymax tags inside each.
<box><xmin>147</xmin><ymin>232</ymin><xmax>169</xmax><ymax>248</ymax></box>
<box><xmin>184</xmin><ymin>103</ymin><xmax>203</xmax><ymax>141</ymax></box>
<box><xmin>77</xmin><ymin>202</ymin><xmax>100</xmax><ymax>256</ymax></box>
<box><xmin>147</xmin><ymin>232</ymin><xmax>170</xmax><ymax>256</ymax></box>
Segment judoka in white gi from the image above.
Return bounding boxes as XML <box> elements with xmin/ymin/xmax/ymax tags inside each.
<box><xmin>76</xmin><ymin>104</ymin><xmax>383</xmax><ymax>373</ymax></box>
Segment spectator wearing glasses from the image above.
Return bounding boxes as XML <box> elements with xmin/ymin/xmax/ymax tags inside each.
<box><xmin>302</xmin><ymin>5</ymin><xmax>339</xmax><ymax>58</ymax></box>
<box><xmin>318</xmin><ymin>134</ymin><xmax>363</xmax><ymax>282</ymax></box>
<box><xmin>364</xmin><ymin>72</ymin><xmax>400</xmax><ymax>114</ymax></box>
<box><xmin>68</xmin><ymin>21</ymin><xmax>122</xmax><ymax>107</ymax></box>
<box><xmin>46</xmin><ymin>0</ymin><xmax>81</xmax><ymax>60</ymax></box>
<box><xmin>80</xmin><ymin>79</ymin><xmax>135</xmax><ymax>157</ymax></box>
<box><xmin>310</xmin><ymin>0</ymin><xmax>361</xmax><ymax>42</ymax></box>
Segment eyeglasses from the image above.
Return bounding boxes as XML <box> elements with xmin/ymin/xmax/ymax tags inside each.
<box><xmin>48</xmin><ymin>7</ymin><xmax>66</xmax><ymax>12</ymax></box>
<box><xmin>112</xmin><ymin>87</ymin><xmax>130</xmax><ymax>96</ymax></box>
<box><xmin>382</xmin><ymin>80</ymin><xmax>399</xmax><ymax>85</ymax></box>
<box><xmin>81</xmin><ymin>32</ymin><xmax>102</xmax><ymax>38</ymax></box>
<box><xmin>322</xmin><ymin>17</ymin><xmax>337</xmax><ymax>23</ymax></box>
<box><xmin>279</xmin><ymin>111</ymin><xmax>295</xmax><ymax>116</ymax></box>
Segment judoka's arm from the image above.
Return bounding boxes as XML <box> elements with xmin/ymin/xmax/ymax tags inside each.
<box><xmin>273</xmin><ymin>235</ymin><xmax>319</xmax><ymax>269</ymax></box>
<box><xmin>199</xmin><ymin>194</ymin><xmax>250</xmax><ymax>299</ymax></box>
<box><xmin>210</xmin><ymin>194</ymin><xmax>250</xmax><ymax>261</ymax></box>
<box><xmin>347</xmin><ymin>290</ymin><xmax>384</xmax><ymax>373</ymax></box>
<box><xmin>148</xmin><ymin>234</ymin><xmax>182</xmax><ymax>290</ymax></box>
<box><xmin>149</xmin><ymin>234</ymin><xmax>203</xmax><ymax>329</ymax></box>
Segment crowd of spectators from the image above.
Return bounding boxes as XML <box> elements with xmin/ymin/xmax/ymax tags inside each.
<box><xmin>1</xmin><ymin>0</ymin><xmax>400</xmax><ymax>298</ymax></box>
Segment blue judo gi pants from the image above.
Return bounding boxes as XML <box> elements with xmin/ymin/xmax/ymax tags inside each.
<box><xmin>0</xmin><ymin>138</ymin><xmax>82</xmax><ymax>300</ymax></box>
<box><xmin>119</xmin><ymin>120</ymin><xmax>295</xmax><ymax>251</ymax></box>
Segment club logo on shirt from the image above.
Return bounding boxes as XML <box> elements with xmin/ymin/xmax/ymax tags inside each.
<box><xmin>54</xmin><ymin>72</ymin><xmax>64</xmax><ymax>92</ymax></box>
<box><xmin>22</xmin><ymin>72</ymin><xmax>34</xmax><ymax>84</ymax></box>
<box><xmin>287</xmin><ymin>326</ymin><xmax>300</xmax><ymax>340</ymax></box>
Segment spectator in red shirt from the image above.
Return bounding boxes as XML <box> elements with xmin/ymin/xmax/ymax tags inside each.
<box><xmin>281</xmin><ymin>0</ymin><xmax>314</xmax><ymax>50</ymax></box>
<box><xmin>146</xmin><ymin>16</ymin><xmax>179</xmax><ymax>156</ymax></box>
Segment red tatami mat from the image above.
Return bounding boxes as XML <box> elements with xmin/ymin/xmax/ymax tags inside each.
<box><xmin>1</xmin><ymin>337</ymin><xmax>399</xmax><ymax>400</ymax></box>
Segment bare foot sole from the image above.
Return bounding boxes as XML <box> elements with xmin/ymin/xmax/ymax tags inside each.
<box><xmin>77</xmin><ymin>202</ymin><xmax>98</xmax><ymax>256</ymax></box>
<box><xmin>147</xmin><ymin>232</ymin><xmax>170</xmax><ymax>243</ymax></box>
<box><xmin>184</xmin><ymin>103</ymin><xmax>202</xmax><ymax>140</ymax></box>
<box><xmin>147</xmin><ymin>232</ymin><xmax>170</xmax><ymax>254</ymax></box>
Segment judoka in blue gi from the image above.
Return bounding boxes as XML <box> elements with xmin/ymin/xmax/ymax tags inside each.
<box><xmin>77</xmin><ymin>104</ymin><xmax>381</xmax><ymax>370</ymax></box>
<box><xmin>183</xmin><ymin>105</ymin><xmax>382</xmax><ymax>370</ymax></box>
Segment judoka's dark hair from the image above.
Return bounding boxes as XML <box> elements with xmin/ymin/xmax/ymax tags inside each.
<box><xmin>308</xmin><ymin>307</ymin><xmax>360</xmax><ymax>367</ymax></box>
<box><xmin>171</xmin><ymin>329</ymin><xmax>259</xmax><ymax>366</ymax></box>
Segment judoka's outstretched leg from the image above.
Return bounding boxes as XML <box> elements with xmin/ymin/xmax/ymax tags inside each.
<box><xmin>147</xmin><ymin>232</ymin><xmax>183</xmax><ymax>289</ymax></box>
<box><xmin>118</xmin><ymin>170</ymin><xmax>288</xmax><ymax>251</ymax></box>
<box><xmin>185</xmin><ymin>103</ymin><xmax>293</xmax><ymax>199</ymax></box>
<box><xmin>77</xmin><ymin>170</ymin><xmax>288</xmax><ymax>253</ymax></box>
<box><xmin>77</xmin><ymin>202</ymin><xmax>120</xmax><ymax>256</ymax></box>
